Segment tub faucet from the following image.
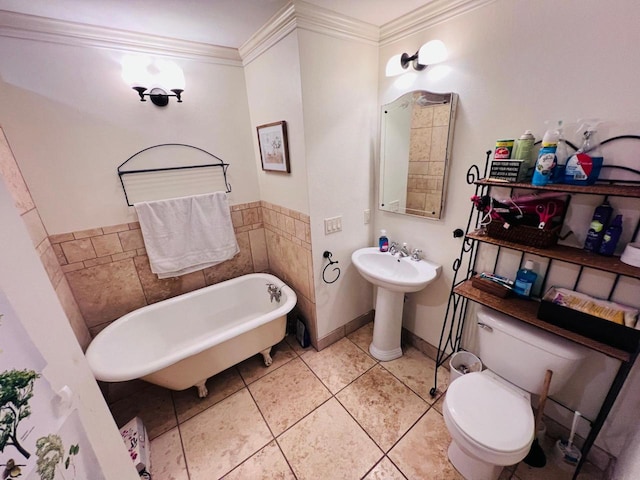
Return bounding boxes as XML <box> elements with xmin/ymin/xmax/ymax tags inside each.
<box><xmin>266</xmin><ymin>283</ymin><xmax>282</xmax><ymax>303</ymax></box>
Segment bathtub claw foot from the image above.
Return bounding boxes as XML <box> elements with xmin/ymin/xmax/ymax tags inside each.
<box><xmin>195</xmin><ymin>380</ymin><xmax>208</xmax><ymax>398</ymax></box>
<box><xmin>260</xmin><ymin>348</ymin><xmax>273</xmax><ymax>367</ymax></box>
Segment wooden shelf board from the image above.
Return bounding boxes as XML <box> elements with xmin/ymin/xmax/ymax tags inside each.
<box><xmin>454</xmin><ymin>280</ymin><xmax>631</xmax><ymax>362</ymax></box>
<box><xmin>467</xmin><ymin>230</ymin><xmax>640</xmax><ymax>279</ymax></box>
<box><xmin>476</xmin><ymin>179</ymin><xmax>640</xmax><ymax>198</ymax></box>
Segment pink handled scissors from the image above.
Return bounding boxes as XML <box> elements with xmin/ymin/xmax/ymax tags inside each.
<box><xmin>536</xmin><ymin>202</ymin><xmax>557</xmax><ymax>229</ymax></box>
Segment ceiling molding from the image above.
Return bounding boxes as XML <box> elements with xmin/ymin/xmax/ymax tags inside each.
<box><xmin>239</xmin><ymin>0</ymin><xmax>379</xmax><ymax>66</ymax></box>
<box><xmin>0</xmin><ymin>10</ymin><xmax>242</xmax><ymax>66</ymax></box>
<box><xmin>380</xmin><ymin>0</ymin><xmax>497</xmax><ymax>46</ymax></box>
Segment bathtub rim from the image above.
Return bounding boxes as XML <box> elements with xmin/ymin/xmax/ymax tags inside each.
<box><xmin>85</xmin><ymin>272</ymin><xmax>297</xmax><ymax>383</ymax></box>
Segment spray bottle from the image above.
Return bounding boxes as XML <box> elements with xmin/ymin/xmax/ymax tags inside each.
<box><xmin>532</xmin><ymin>126</ymin><xmax>559</xmax><ymax>186</ymax></box>
<box><xmin>564</xmin><ymin>120</ymin><xmax>604</xmax><ymax>185</ymax></box>
<box><xmin>551</xmin><ymin>121</ymin><xmax>569</xmax><ymax>183</ymax></box>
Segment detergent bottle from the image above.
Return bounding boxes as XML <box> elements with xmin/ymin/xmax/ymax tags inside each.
<box><xmin>532</xmin><ymin>127</ymin><xmax>559</xmax><ymax>186</ymax></box>
<box><xmin>564</xmin><ymin>120</ymin><xmax>604</xmax><ymax>185</ymax></box>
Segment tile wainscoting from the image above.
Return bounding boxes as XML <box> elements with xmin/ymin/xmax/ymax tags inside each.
<box><xmin>0</xmin><ymin>127</ymin><xmax>91</xmax><ymax>349</ymax></box>
<box><xmin>49</xmin><ymin>201</ymin><xmax>319</xmax><ymax>347</ymax></box>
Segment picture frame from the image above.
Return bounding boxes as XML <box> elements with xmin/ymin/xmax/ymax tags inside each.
<box><xmin>257</xmin><ymin>121</ymin><xmax>290</xmax><ymax>173</ymax></box>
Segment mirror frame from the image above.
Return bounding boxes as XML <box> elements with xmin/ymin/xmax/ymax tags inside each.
<box><xmin>379</xmin><ymin>90</ymin><xmax>458</xmax><ymax>219</ymax></box>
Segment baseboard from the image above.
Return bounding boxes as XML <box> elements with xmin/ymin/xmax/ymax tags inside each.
<box><xmin>316</xmin><ymin>310</ymin><xmax>374</xmax><ymax>351</ymax></box>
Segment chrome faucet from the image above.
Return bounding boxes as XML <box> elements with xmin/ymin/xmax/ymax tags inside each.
<box><xmin>399</xmin><ymin>243</ymin><xmax>410</xmax><ymax>258</ymax></box>
<box><xmin>388</xmin><ymin>241</ymin><xmax>400</xmax><ymax>255</ymax></box>
<box><xmin>410</xmin><ymin>248</ymin><xmax>423</xmax><ymax>261</ymax></box>
<box><xmin>266</xmin><ymin>283</ymin><xmax>282</xmax><ymax>303</ymax></box>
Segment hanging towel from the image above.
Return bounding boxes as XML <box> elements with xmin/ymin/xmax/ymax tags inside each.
<box><xmin>134</xmin><ymin>192</ymin><xmax>239</xmax><ymax>278</ymax></box>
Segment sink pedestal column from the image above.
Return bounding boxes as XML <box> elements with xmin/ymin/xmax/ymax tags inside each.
<box><xmin>369</xmin><ymin>287</ymin><xmax>404</xmax><ymax>361</ymax></box>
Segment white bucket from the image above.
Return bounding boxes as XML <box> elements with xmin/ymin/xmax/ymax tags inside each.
<box><xmin>449</xmin><ymin>351</ymin><xmax>482</xmax><ymax>383</ymax></box>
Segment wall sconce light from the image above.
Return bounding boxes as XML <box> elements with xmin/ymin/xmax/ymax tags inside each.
<box><xmin>121</xmin><ymin>55</ymin><xmax>185</xmax><ymax>107</ymax></box>
<box><xmin>385</xmin><ymin>40</ymin><xmax>447</xmax><ymax>77</ymax></box>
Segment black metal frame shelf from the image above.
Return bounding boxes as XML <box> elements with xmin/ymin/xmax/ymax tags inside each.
<box><xmin>431</xmin><ymin>136</ymin><xmax>640</xmax><ymax>479</ymax></box>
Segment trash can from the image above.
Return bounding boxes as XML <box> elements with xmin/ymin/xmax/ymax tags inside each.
<box><xmin>449</xmin><ymin>351</ymin><xmax>482</xmax><ymax>384</ymax></box>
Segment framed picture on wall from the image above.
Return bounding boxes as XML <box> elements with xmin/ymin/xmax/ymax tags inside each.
<box><xmin>257</xmin><ymin>121</ymin><xmax>290</xmax><ymax>173</ymax></box>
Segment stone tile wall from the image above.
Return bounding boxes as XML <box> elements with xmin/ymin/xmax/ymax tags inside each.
<box><xmin>406</xmin><ymin>100</ymin><xmax>450</xmax><ymax>217</ymax></box>
<box><xmin>0</xmin><ymin>127</ymin><xmax>92</xmax><ymax>350</ymax></box>
<box><xmin>51</xmin><ymin>201</ymin><xmax>270</xmax><ymax>336</ymax></box>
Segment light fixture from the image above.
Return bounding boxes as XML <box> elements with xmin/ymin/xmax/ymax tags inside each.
<box><xmin>385</xmin><ymin>39</ymin><xmax>447</xmax><ymax>77</ymax></box>
<box><xmin>121</xmin><ymin>55</ymin><xmax>185</xmax><ymax>107</ymax></box>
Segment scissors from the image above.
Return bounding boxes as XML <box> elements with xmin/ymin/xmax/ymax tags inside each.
<box><xmin>536</xmin><ymin>202</ymin><xmax>558</xmax><ymax>229</ymax></box>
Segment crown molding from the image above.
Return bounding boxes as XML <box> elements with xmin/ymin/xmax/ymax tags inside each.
<box><xmin>380</xmin><ymin>0</ymin><xmax>497</xmax><ymax>46</ymax></box>
<box><xmin>239</xmin><ymin>0</ymin><xmax>379</xmax><ymax>66</ymax></box>
<box><xmin>0</xmin><ymin>10</ymin><xmax>242</xmax><ymax>66</ymax></box>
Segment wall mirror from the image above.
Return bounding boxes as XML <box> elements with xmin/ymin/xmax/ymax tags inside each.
<box><xmin>379</xmin><ymin>90</ymin><xmax>458</xmax><ymax>219</ymax></box>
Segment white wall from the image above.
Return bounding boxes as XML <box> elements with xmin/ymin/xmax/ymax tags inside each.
<box><xmin>243</xmin><ymin>31</ymin><xmax>310</xmax><ymax>215</ymax></box>
<box><xmin>375</xmin><ymin>0</ymin><xmax>640</xmax><ymax>457</ymax></box>
<box><xmin>297</xmin><ymin>29</ymin><xmax>378</xmax><ymax>338</ymax></box>
<box><xmin>0</xmin><ymin>35</ymin><xmax>259</xmax><ymax>234</ymax></box>
<box><xmin>0</xmin><ymin>176</ymin><xmax>138</xmax><ymax>479</ymax></box>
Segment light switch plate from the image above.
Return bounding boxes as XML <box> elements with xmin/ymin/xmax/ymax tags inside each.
<box><xmin>324</xmin><ymin>216</ymin><xmax>342</xmax><ymax>234</ymax></box>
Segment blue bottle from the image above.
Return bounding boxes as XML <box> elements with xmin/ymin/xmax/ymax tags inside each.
<box><xmin>379</xmin><ymin>230</ymin><xmax>389</xmax><ymax>252</ymax></box>
<box><xmin>513</xmin><ymin>260</ymin><xmax>537</xmax><ymax>297</ymax></box>
<box><xmin>598</xmin><ymin>215</ymin><xmax>623</xmax><ymax>256</ymax></box>
<box><xmin>532</xmin><ymin>128</ymin><xmax>559</xmax><ymax>186</ymax></box>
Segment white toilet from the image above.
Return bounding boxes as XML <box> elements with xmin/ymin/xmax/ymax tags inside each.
<box><xmin>442</xmin><ymin>306</ymin><xmax>586</xmax><ymax>480</ymax></box>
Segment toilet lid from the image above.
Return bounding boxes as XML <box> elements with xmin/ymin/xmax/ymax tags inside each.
<box><xmin>447</xmin><ymin>372</ymin><xmax>534</xmax><ymax>453</ymax></box>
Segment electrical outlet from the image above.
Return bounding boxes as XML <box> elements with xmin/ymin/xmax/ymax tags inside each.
<box><xmin>324</xmin><ymin>216</ymin><xmax>342</xmax><ymax>234</ymax></box>
<box><xmin>364</xmin><ymin>209</ymin><xmax>371</xmax><ymax>224</ymax></box>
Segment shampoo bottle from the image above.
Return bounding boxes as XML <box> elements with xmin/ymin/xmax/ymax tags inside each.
<box><xmin>532</xmin><ymin>128</ymin><xmax>559</xmax><ymax>186</ymax></box>
<box><xmin>584</xmin><ymin>200</ymin><xmax>613</xmax><ymax>252</ymax></box>
<box><xmin>598</xmin><ymin>215</ymin><xmax>623</xmax><ymax>256</ymax></box>
<box><xmin>379</xmin><ymin>230</ymin><xmax>389</xmax><ymax>252</ymax></box>
<box><xmin>514</xmin><ymin>260</ymin><xmax>537</xmax><ymax>297</ymax></box>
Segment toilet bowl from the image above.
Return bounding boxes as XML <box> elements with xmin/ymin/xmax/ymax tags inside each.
<box><xmin>443</xmin><ymin>370</ymin><xmax>534</xmax><ymax>480</ymax></box>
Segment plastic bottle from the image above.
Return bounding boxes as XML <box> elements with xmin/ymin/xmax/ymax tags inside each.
<box><xmin>551</xmin><ymin>121</ymin><xmax>569</xmax><ymax>183</ymax></box>
<box><xmin>379</xmin><ymin>230</ymin><xmax>389</xmax><ymax>252</ymax></box>
<box><xmin>532</xmin><ymin>128</ymin><xmax>559</xmax><ymax>186</ymax></box>
<box><xmin>598</xmin><ymin>214</ymin><xmax>623</xmax><ymax>256</ymax></box>
<box><xmin>584</xmin><ymin>199</ymin><xmax>613</xmax><ymax>252</ymax></box>
<box><xmin>564</xmin><ymin>120</ymin><xmax>604</xmax><ymax>185</ymax></box>
<box><xmin>514</xmin><ymin>260</ymin><xmax>538</xmax><ymax>297</ymax></box>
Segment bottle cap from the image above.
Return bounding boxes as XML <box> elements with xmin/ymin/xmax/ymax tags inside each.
<box><xmin>380</xmin><ymin>229</ymin><xmax>387</xmax><ymax>235</ymax></box>
<box><xmin>524</xmin><ymin>260</ymin><xmax>535</xmax><ymax>270</ymax></box>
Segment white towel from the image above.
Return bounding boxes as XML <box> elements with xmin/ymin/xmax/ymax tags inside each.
<box><xmin>134</xmin><ymin>192</ymin><xmax>239</xmax><ymax>278</ymax></box>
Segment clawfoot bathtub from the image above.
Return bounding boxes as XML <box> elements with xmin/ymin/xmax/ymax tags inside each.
<box><xmin>86</xmin><ymin>273</ymin><xmax>297</xmax><ymax>397</ymax></box>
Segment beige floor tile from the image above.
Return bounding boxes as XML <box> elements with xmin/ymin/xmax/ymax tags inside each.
<box><xmin>238</xmin><ymin>340</ymin><xmax>297</xmax><ymax>384</ymax></box>
<box><xmin>149</xmin><ymin>427</ymin><xmax>189</xmax><ymax>480</ymax></box>
<box><xmin>433</xmin><ymin>391</ymin><xmax>446</xmax><ymax>414</ymax></box>
<box><xmin>181</xmin><ymin>388</ymin><xmax>273</xmax><ymax>480</ymax></box>
<box><xmin>249</xmin><ymin>357</ymin><xmax>331</xmax><ymax>435</ymax></box>
<box><xmin>363</xmin><ymin>457</ymin><xmax>406</xmax><ymax>480</ymax></box>
<box><xmin>382</xmin><ymin>346</ymin><xmax>449</xmax><ymax>402</ymax></box>
<box><xmin>389</xmin><ymin>409</ymin><xmax>463</xmax><ymax>479</ymax></box>
<box><xmin>301</xmin><ymin>337</ymin><xmax>376</xmax><ymax>393</ymax></box>
<box><xmin>346</xmin><ymin>322</ymin><xmax>375</xmax><ymax>357</ymax></box>
<box><xmin>337</xmin><ymin>364</ymin><xmax>427</xmax><ymax>451</ymax></box>
<box><xmin>514</xmin><ymin>447</ymin><xmax>604</xmax><ymax>480</ymax></box>
<box><xmin>222</xmin><ymin>440</ymin><xmax>296</xmax><ymax>480</ymax></box>
<box><xmin>173</xmin><ymin>366</ymin><xmax>245</xmax><ymax>423</ymax></box>
<box><xmin>278</xmin><ymin>398</ymin><xmax>383</xmax><ymax>480</ymax></box>
<box><xmin>109</xmin><ymin>384</ymin><xmax>176</xmax><ymax>440</ymax></box>
<box><xmin>284</xmin><ymin>333</ymin><xmax>312</xmax><ymax>355</ymax></box>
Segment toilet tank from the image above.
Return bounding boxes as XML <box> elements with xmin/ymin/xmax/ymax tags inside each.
<box><xmin>475</xmin><ymin>307</ymin><xmax>587</xmax><ymax>396</ymax></box>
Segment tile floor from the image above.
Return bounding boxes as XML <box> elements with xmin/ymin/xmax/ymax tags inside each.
<box><xmin>108</xmin><ymin>322</ymin><xmax>605</xmax><ymax>479</ymax></box>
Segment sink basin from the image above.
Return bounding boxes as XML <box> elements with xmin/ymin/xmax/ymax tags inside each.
<box><xmin>351</xmin><ymin>247</ymin><xmax>442</xmax><ymax>293</ymax></box>
<box><xmin>352</xmin><ymin>246</ymin><xmax>442</xmax><ymax>361</ymax></box>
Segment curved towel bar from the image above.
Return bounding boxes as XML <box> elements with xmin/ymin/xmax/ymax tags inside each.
<box><xmin>118</xmin><ymin>143</ymin><xmax>232</xmax><ymax>206</ymax></box>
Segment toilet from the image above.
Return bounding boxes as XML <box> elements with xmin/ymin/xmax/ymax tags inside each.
<box><xmin>442</xmin><ymin>306</ymin><xmax>586</xmax><ymax>480</ymax></box>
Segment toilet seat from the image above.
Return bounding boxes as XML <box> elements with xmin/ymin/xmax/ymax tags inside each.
<box><xmin>445</xmin><ymin>371</ymin><xmax>534</xmax><ymax>459</ymax></box>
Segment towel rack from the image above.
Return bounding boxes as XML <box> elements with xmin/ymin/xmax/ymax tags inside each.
<box><xmin>118</xmin><ymin>143</ymin><xmax>232</xmax><ymax>206</ymax></box>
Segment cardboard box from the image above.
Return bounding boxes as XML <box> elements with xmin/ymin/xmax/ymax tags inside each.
<box><xmin>120</xmin><ymin>416</ymin><xmax>150</xmax><ymax>474</ymax></box>
<box><xmin>537</xmin><ymin>290</ymin><xmax>640</xmax><ymax>353</ymax></box>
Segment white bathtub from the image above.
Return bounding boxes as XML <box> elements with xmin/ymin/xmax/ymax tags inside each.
<box><xmin>86</xmin><ymin>273</ymin><xmax>297</xmax><ymax>397</ymax></box>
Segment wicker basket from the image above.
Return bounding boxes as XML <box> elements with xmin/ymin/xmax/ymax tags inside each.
<box><xmin>486</xmin><ymin>220</ymin><xmax>560</xmax><ymax>248</ymax></box>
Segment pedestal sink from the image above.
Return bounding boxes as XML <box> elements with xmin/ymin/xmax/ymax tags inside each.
<box><xmin>352</xmin><ymin>247</ymin><xmax>442</xmax><ymax>361</ymax></box>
